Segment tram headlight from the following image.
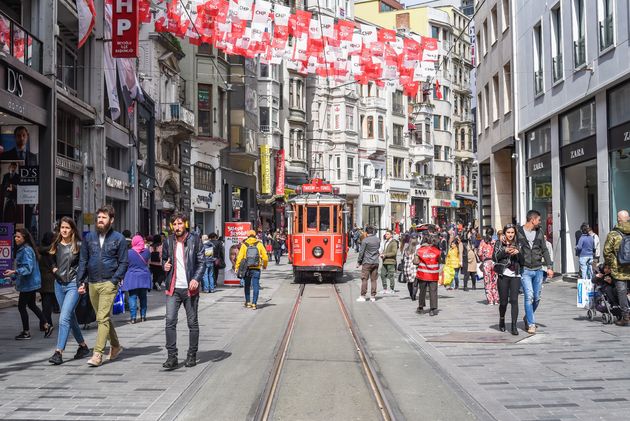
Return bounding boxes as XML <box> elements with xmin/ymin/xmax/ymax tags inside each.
<box><xmin>312</xmin><ymin>246</ymin><xmax>324</xmax><ymax>258</ymax></box>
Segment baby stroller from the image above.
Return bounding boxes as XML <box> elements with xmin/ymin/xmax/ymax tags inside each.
<box><xmin>587</xmin><ymin>272</ymin><xmax>628</xmax><ymax>324</ymax></box>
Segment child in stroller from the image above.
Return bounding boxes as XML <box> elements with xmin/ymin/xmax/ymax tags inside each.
<box><xmin>588</xmin><ymin>263</ymin><xmax>627</xmax><ymax>324</ymax></box>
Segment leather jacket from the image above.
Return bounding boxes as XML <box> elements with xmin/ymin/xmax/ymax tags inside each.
<box><xmin>53</xmin><ymin>242</ymin><xmax>80</xmax><ymax>285</ymax></box>
<box><xmin>492</xmin><ymin>241</ymin><xmax>524</xmax><ymax>274</ymax></box>
<box><xmin>162</xmin><ymin>232</ymin><xmax>205</xmax><ymax>296</ymax></box>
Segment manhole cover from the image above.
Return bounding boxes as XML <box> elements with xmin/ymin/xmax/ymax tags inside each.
<box><xmin>425</xmin><ymin>331</ymin><xmax>528</xmax><ymax>344</ymax></box>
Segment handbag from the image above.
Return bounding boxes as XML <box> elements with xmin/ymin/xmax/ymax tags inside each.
<box><xmin>214</xmin><ymin>257</ymin><xmax>226</xmax><ymax>269</ymax></box>
<box><xmin>476</xmin><ymin>262</ymin><xmax>485</xmax><ymax>278</ymax></box>
<box><xmin>112</xmin><ymin>287</ymin><xmax>125</xmax><ymax>315</ymax></box>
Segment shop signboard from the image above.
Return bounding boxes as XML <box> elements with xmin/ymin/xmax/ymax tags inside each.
<box><xmin>560</xmin><ymin>136</ymin><xmax>597</xmax><ymax>167</ymax></box>
<box><xmin>526</xmin><ymin>152</ymin><xmax>551</xmax><ymax>177</ymax></box>
<box><xmin>275</xmin><ymin>149</ymin><xmax>285</xmax><ymax>196</ymax></box>
<box><xmin>260</xmin><ymin>145</ymin><xmax>271</xmax><ymax>194</ymax></box>
<box><xmin>112</xmin><ymin>0</ymin><xmax>140</xmax><ymax>57</ymax></box>
<box><xmin>17</xmin><ymin>165</ymin><xmax>39</xmax><ymax>205</ymax></box>
<box><xmin>608</xmin><ymin>120</ymin><xmax>630</xmax><ymax>151</ymax></box>
<box><xmin>0</xmin><ymin>223</ymin><xmax>14</xmax><ymax>282</ymax></box>
<box><xmin>223</xmin><ymin>222</ymin><xmax>252</xmax><ymax>286</ymax></box>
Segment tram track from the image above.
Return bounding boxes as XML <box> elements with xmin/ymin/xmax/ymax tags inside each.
<box><xmin>254</xmin><ymin>282</ymin><xmax>394</xmax><ymax>421</ymax></box>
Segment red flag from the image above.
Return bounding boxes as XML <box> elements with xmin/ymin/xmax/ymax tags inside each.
<box><xmin>378</xmin><ymin>28</ymin><xmax>396</xmax><ymax>43</ymax></box>
<box><xmin>77</xmin><ymin>0</ymin><xmax>96</xmax><ymax>48</ymax></box>
<box><xmin>139</xmin><ymin>0</ymin><xmax>151</xmax><ymax>23</ymax></box>
<box><xmin>294</xmin><ymin>10</ymin><xmax>311</xmax><ymax>37</ymax></box>
<box><xmin>336</xmin><ymin>19</ymin><xmax>355</xmax><ymax>41</ymax></box>
<box><xmin>434</xmin><ymin>79</ymin><xmax>443</xmax><ymax>100</ymax></box>
<box><xmin>403</xmin><ymin>81</ymin><xmax>420</xmax><ymax>98</ymax></box>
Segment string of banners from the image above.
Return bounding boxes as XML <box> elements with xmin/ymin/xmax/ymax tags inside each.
<box><xmin>131</xmin><ymin>0</ymin><xmax>441</xmax><ymax>97</ymax></box>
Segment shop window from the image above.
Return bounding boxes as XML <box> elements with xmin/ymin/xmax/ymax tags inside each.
<box><xmin>57</xmin><ymin>109</ymin><xmax>81</xmax><ymax>161</ymax></box>
<box><xmin>560</xmin><ymin>101</ymin><xmax>596</xmax><ymax>146</ymax></box>
<box><xmin>194</xmin><ymin>162</ymin><xmax>215</xmax><ymax>192</ymax></box>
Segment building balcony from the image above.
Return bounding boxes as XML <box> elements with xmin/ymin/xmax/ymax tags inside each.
<box><xmin>410</xmin><ymin>143</ymin><xmax>434</xmax><ymax>160</ymax></box>
<box><xmin>360</xmin><ymin>138</ymin><xmax>387</xmax><ymax>158</ymax></box>
<box><xmin>434</xmin><ymin>190</ymin><xmax>452</xmax><ymax>200</ymax></box>
<box><xmin>433</xmin><ymin>160</ymin><xmax>453</xmax><ymax>177</ymax></box>
<box><xmin>389</xmin><ymin>178</ymin><xmax>410</xmax><ymax>191</ymax></box>
<box><xmin>229</xmin><ymin>128</ymin><xmax>258</xmax><ymax>162</ymax></box>
<box><xmin>0</xmin><ymin>10</ymin><xmax>43</xmax><ymax>73</ymax></box>
<box><xmin>454</xmin><ymin>149</ymin><xmax>475</xmax><ymax>161</ymax></box>
<box><xmin>160</xmin><ymin>103</ymin><xmax>195</xmax><ymax>132</ymax></box>
<box><xmin>360</xmin><ymin>96</ymin><xmax>387</xmax><ymax>111</ymax></box>
<box><xmin>412</xmin><ymin>102</ymin><xmax>435</xmax><ymax>115</ymax></box>
<box><xmin>411</xmin><ymin>175</ymin><xmax>434</xmax><ymax>190</ymax></box>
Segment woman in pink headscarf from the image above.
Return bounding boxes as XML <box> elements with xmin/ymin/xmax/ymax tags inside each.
<box><xmin>122</xmin><ymin>235</ymin><xmax>151</xmax><ymax>323</ymax></box>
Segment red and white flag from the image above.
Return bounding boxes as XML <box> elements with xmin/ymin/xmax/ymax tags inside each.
<box><xmin>76</xmin><ymin>0</ymin><xmax>96</xmax><ymax>48</ymax></box>
<box><xmin>434</xmin><ymin>79</ymin><xmax>443</xmax><ymax>100</ymax></box>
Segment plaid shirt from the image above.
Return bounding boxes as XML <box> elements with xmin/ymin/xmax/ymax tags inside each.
<box><xmin>402</xmin><ymin>252</ymin><xmax>417</xmax><ymax>283</ymax></box>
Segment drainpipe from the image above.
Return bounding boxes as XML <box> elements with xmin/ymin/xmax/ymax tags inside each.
<box><xmin>511</xmin><ymin>0</ymin><xmax>526</xmax><ymax>223</ymax></box>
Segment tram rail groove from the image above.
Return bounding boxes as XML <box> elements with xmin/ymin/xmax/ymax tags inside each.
<box><xmin>253</xmin><ymin>282</ymin><xmax>395</xmax><ymax>421</ymax></box>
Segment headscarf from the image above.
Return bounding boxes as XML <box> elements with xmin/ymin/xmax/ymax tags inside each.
<box><xmin>131</xmin><ymin>235</ymin><xmax>145</xmax><ymax>253</ymax></box>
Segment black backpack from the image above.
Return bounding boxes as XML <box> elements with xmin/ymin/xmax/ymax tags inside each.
<box><xmin>615</xmin><ymin>229</ymin><xmax>630</xmax><ymax>266</ymax></box>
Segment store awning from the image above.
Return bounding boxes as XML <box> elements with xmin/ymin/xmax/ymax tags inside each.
<box><xmin>455</xmin><ymin>194</ymin><xmax>478</xmax><ymax>201</ymax></box>
<box><xmin>257</xmin><ymin>194</ymin><xmax>285</xmax><ymax>205</ymax></box>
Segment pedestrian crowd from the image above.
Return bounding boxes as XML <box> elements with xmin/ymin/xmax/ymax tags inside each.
<box><xmin>352</xmin><ymin>208</ymin><xmax>630</xmax><ymax>335</ymax></box>
<box><xmin>1</xmin><ymin>204</ymin><xmax>277</xmax><ymax>370</ymax></box>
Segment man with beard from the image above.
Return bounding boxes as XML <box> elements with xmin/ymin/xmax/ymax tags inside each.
<box><xmin>161</xmin><ymin>212</ymin><xmax>205</xmax><ymax>370</ymax></box>
<box><xmin>77</xmin><ymin>205</ymin><xmax>128</xmax><ymax>367</ymax></box>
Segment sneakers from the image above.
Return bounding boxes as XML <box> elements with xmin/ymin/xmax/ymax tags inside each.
<box><xmin>49</xmin><ymin>351</ymin><xmax>63</xmax><ymax>365</ymax></box>
<box><xmin>108</xmin><ymin>345</ymin><xmax>123</xmax><ymax>361</ymax></box>
<box><xmin>184</xmin><ymin>353</ymin><xmax>197</xmax><ymax>367</ymax></box>
<box><xmin>87</xmin><ymin>352</ymin><xmax>103</xmax><ymax>367</ymax></box>
<box><xmin>527</xmin><ymin>325</ymin><xmax>536</xmax><ymax>334</ymax></box>
<box><xmin>416</xmin><ymin>307</ymin><xmax>424</xmax><ymax>314</ymax></box>
<box><xmin>44</xmin><ymin>324</ymin><xmax>54</xmax><ymax>338</ymax></box>
<box><xmin>245</xmin><ymin>302</ymin><xmax>252</xmax><ymax>308</ymax></box>
<box><xmin>74</xmin><ymin>345</ymin><xmax>91</xmax><ymax>360</ymax></box>
<box><xmin>429</xmin><ymin>310</ymin><xmax>437</xmax><ymax>316</ymax></box>
<box><xmin>15</xmin><ymin>331</ymin><xmax>31</xmax><ymax>340</ymax></box>
<box><xmin>369</xmin><ymin>296</ymin><xmax>376</xmax><ymax>302</ymax></box>
<box><xmin>163</xmin><ymin>354</ymin><xmax>178</xmax><ymax>370</ymax></box>
<box><xmin>251</xmin><ymin>304</ymin><xmax>257</xmax><ymax>310</ymax></box>
<box><xmin>356</xmin><ymin>296</ymin><xmax>366</xmax><ymax>302</ymax></box>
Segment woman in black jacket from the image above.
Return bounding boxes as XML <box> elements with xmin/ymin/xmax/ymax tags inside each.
<box><xmin>492</xmin><ymin>224</ymin><xmax>524</xmax><ymax>335</ymax></box>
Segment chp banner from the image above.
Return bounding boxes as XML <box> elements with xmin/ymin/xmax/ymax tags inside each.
<box><xmin>112</xmin><ymin>0</ymin><xmax>140</xmax><ymax>57</ymax></box>
<box><xmin>223</xmin><ymin>222</ymin><xmax>252</xmax><ymax>286</ymax></box>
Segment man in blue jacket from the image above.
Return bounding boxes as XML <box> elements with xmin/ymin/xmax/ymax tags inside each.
<box><xmin>77</xmin><ymin>205</ymin><xmax>129</xmax><ymax>367</ymax></box>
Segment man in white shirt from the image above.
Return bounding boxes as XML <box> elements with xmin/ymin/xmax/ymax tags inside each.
<box><xmin>162</xmin><ymin>213</ymin><xmax>205</xmax><ymax>370</ymax></box>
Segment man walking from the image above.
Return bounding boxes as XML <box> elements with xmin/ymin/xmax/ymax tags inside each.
<box><xmin>380</xmin><ymin>230</ymin><xmax>398</xmax><ymax>294</ymax></box>
<box><xmin>517</xmin><ymin>210</ymin><xmax>553</xmax><ymax>334</ymax></box>
<box><xmin>603</xmin><ymin>210</ymin><xmax>630</xmax><ymax>326</ymax></box>
<box><xmin>77</xmin><ymin>205</ymin><xmax>128</xmax><ymax>367</ymax></box>
<box><xmin>415</xmin><ymin>235</ymin><xmax>442</xmax><ymax>316</ymax></box>
<box><xmin>162</xmin><ymin>213</ymin><xmax>205</xmax><ymax>369</ymax></box>
<box><xmin>357</xmin><ymin>226</ymin><xmax>380</xmax><ymax>302</ymax></box>
<box><xmin>235</xmin><ymin>230</ymin><xmax>269</xmax><ymax>310</ymax></box>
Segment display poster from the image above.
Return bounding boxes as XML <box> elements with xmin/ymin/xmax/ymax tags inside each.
<box><xmin>0</xmin><ymin>125</ymin><xmax>39</xmax><ymax>238</ymax></box>
<box><xmin>0</xmin><ymin>223</ymin><xmax>14</xmax><ymax>287</ymax></box>
<box><xmin>223</xmin><ymin>222</ymin><xmax>252</xmax><ymax>286</ymax></box>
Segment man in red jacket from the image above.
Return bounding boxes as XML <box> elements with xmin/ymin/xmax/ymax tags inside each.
<box><xmin>416</xmin><ymin>235</ymin><xmax>442</xmax><ymax>316</ymax></box>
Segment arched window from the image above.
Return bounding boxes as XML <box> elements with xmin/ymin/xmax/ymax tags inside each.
<box><xmin>367</xmin><ymin>116</ymin><xmax>374</xmax><ymax>138</ymax></box>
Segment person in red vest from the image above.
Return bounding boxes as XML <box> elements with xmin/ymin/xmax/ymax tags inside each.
<box><xmin>414</xmin><ymin>235</ymin><xmax>442</xmax><ymax>316</ymax></box>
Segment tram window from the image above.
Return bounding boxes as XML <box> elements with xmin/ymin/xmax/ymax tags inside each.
<box><xmin>319</xmin><ymin>207</ymin><xmax>330</xmax><ymax>232</ymax></box>
<box><xmin>332</xmin><ymin>206</ymin><xmax>338</xmax><ymax>233</ymax></box>
<box><xmin>297</xmin><ymin>205</ymin><xmax>304</xmax><ymax>233</ymax></box>
<box><xmin>307</xmin><ymin>207</ymin><xmax>318</xmax><ymax>230</ymax></box>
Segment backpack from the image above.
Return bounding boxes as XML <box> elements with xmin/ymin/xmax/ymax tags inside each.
<box><xmin>245</xmin><ymin>241</ymin><xmax>261</xmax><ymax>268</ymax></box>
<box><xmin>616</xmin><ymin>229</ymin><xmax>630</xmax><ymax>266</ymax></box>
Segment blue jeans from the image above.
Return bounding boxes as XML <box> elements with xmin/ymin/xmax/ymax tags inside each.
<box><xmin>244</xmin><ymin>270</ymin><xmax>261</xmax><ymax>305</ymax></box>
<box><xmin>579</xmin><ymin>256</ymin><xmax>593</xmax><ymax>280</ymax></box>
<box><xmin>54</xmin><ymin>281</ymin><xmax>84</xmax><ymax>351</ymax></box>
<box><xmin>521</xmin><ymin>269</ymin><xmax>544</xmax><ymax>326</ymax></box>
<box><xmin>127</xmin><ymin>288</ymin><xmax>148</xmax><ymax>320</ymax></box>
<box><xmin>202</xmin><ymin>266</ymin><xmax>215</xmax><ymax>292</ymax></box>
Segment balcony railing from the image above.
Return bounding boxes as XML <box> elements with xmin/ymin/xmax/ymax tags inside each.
<box><xmin>260</xmin><ymin>125</ymin><xmax>271</xmax><ymax>133</ymax></box>
<box><xmin>599</xmin><ymin>14</ymin><xmax>614</xmax><ymax>50</ymax></box>
<box><xmin>0</xmin><ymin>11</ymin><xmax>43</xmax><ymax>72</ymax></box>
<box><xmin>534</xmin><ymin>70</ymin><xmax>543</xmax><ymax>95</ymax></box>
<box><xmin>552</xmin><ymin>54</ymin><xmax>563</xmax><ymax>83</ymax></box>
<box><xmin>361</xmin><ymin>97</ymin><xmax>387</xmax><ymax>109</ymax></box>
<box><xmin>574</xmin><ymin>36</ymin><xmax>586</xmax><ymax>67</ymax></box>
<box><xmin>161</xmin><ymin>103</ymin><xmax>195</xmax><ymax>129</ymax></box>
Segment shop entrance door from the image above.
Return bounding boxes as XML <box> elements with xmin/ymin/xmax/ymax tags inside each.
<box><xmin>55</xmin><ymin>179</ymin><xmax>73</xmax><ymax>220</ymax></box>
<box><xmin>561</xmin><ymin>160</ymin><xmax>598</xmax><ymax>274</ymax></box>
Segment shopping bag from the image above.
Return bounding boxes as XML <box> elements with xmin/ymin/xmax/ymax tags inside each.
<box><xmin>443</xmin><ymin>266</ymin><xmax>455</xmax><ymax>286</ymax></box>
<box><xmin>112</xmin><ymin>287</ymin><xmax>125</xmax><ymax>315</ymax></box>
<box><xmin>577</xmin><ymin>278</ymin><xmax>594</xmax><ymax>309</ymax></box>
<box><xmin>476</xmin><ymin>262</ymin><xmax>484</xmax><ymax>279</ymax></box>
<box><xmin>75</xmin><ymin>287</ymin><xmax>96</xmax><ymax>325</ymax></box>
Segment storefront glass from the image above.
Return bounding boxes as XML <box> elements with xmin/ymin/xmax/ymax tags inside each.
<box><xmin>528</xmin><ymin>168</ymin><xmax>553</xmax><ymax>239</ymax></box>
<box><xmin>362</xmin><ymin>206</ymin><xmax>382</xmax><ymax>230</ymax></box>
<box><xmin>526</xmin><ymin>122</ymin><xmax>552</xmax><ymax>240</ymax></box>
<box><xmin>609</xmin><ymin>147</ymin><xmax>630</xmax><ymax>219</ymax></box>
<box><xmin>608</xmin><ymin>82</ymin><xmax>630</xmax><ymax>220</ymax></box>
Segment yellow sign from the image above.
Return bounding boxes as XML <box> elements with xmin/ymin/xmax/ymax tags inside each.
<box><xmin>260</xmin><ymin>145</ymin><xmax>271</xmax><ymax>194</ymax></box>
<box><xmin>534</xmin><ymin>182</ymin><xmax>552</xmax><ymax>201</ymax></box>
<box><xmin>83</xmin><ymin>213</ymin><xmax>94</xmax><ymax>225</ymax></box>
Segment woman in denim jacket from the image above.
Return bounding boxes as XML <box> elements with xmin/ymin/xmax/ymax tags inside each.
<box><xmin>3</xmin><ymin>228</ymin><xmax>52</xmax><ymax>340</ymax></box>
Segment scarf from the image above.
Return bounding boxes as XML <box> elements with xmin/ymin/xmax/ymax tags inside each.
<box><xmin>131</xmin><ymin>235</ymin><xmax>145</xmax><ymax>254</ymax></box>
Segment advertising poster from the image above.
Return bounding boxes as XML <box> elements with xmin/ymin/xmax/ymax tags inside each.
<box><xmin>0</xmin><ymin>223</ymin><xmax>14</xmax><ymax>287</ymax></box>
<box><xmin>0</xmin><ymin>125</ymin><xmax>39</xmax><ymax>238</ymax></box>
<box><xmin>223</xmin><ymin>222</ymin><xmax>252</xmax><ymax>286</ymax></box>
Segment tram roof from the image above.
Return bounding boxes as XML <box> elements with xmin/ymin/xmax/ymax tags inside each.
<box><xmin>288</xmin><ymin>193</ymin><xmax>346</xmax><ymax>205</ymax></box>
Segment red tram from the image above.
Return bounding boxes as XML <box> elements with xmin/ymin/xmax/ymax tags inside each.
<box><xmin>286</xmin><ymin>179</ymin><xmax>349</xmax><ymax>282</ymax></box>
